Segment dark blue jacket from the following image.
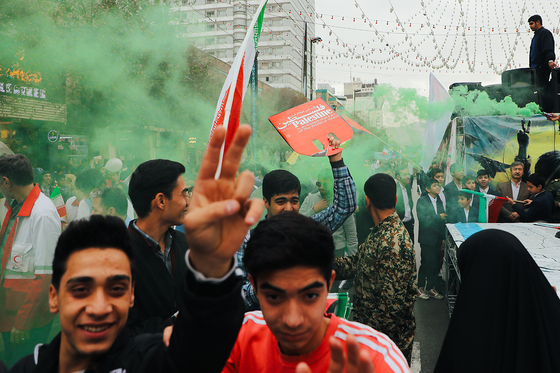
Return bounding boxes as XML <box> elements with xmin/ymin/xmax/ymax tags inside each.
<box><xmin>513</xmin><ymin>191</ymin><xmax>554</xmax><ymax>222</ymax></box>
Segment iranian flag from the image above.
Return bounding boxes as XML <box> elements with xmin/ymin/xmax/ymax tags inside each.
<box><xmin>209</xmin><ymin>0</ymin><xmax>268</xmax><ymax>177</ymax></box>
<box><xmin>50</xmin><ymin>186</ymin><xmax>67</xmax><ymax>225</ymax></box>
<box><xmin>461</xmin><ymin>189</ymin><xmax>507</xmax><ymax>223</ymax></box>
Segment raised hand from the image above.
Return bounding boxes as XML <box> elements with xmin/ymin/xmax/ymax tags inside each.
<box><xmin>295</xmin><ymin>335</ymin><xmax>375</xmax><ymax>373</ymax></box>
<box><xmin>184</xmin><ymin>124</ymin><xmax>264</xmax><ymax>278</ymax></box>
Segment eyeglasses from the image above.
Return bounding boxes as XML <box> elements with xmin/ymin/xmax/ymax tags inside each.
<box><xmin>172</xmin><ymin>187</ymin><xmax>192</xmax><ymax>199</ymax></box>
<box><xmin>316</xmin><ymin>181</ymin><xmax>325</xmax><ymax>187</ymax></box>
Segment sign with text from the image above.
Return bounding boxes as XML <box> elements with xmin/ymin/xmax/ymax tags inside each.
<box><xmin>268</xmin><ymin>98</ymin><xmax>353</xmax><ymax>157</ymax></box>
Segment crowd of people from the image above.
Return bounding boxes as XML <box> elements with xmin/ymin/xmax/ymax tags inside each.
<box><xmin>0</xmin><ymin>12</ymin><xmax>559</xmax><ymax>372</ymax></box>
<box><xmin>3</xmin><ymin>123</ymin><xmax>560</xmax><ymax>372</ymax></box>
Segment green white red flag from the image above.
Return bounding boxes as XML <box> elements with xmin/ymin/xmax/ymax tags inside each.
<box><xmin>50</xmin><ymin>186</ymin><xmax>67</xmax><ymax>224</ymax></box>
<box><xmin>209</xmin><ymin>0</ymin><xmax>267</xmax><ymax>177</ymax></box>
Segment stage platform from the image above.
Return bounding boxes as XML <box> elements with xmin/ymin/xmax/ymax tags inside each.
<box><xmin>444</xmin><ymin>222</ymin><xmax>560</xmax><ymax>316</ymax></box>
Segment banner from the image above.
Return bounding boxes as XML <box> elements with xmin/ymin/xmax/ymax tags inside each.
<box><xmin>461</xmin><ymin>189</ymin><xmax>507</xmax><ymax>223</ymax></box>
<box><xmin>421</xmin><ymin>73</ymin><xmax>453</xmax><ymax>171</ymax></box>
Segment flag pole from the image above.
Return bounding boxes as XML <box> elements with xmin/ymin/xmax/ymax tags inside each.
<box><xmin>214</xmin><ymin>0</ymin><xmax>268</xmax><ymax>179</ymax></box>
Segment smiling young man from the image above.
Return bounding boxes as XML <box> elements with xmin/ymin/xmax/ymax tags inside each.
<box><xmin>224</xmin><ymin>213</ymin><xmax>409</xmax><ymax>373</ymax></box>
<box><xmin>238</xmin><ymin>136</ymin><xmax>357</xmax><ymax>311</ymax></box>
<box><xmin>10</xmin><ymin>123</ymin><xmax>264</xmax><ymax>373</ymax></box>
<box><xmin>126</xmin><ymin>159</ymin><xmax>191</xmax><ymax>335</ymax></box>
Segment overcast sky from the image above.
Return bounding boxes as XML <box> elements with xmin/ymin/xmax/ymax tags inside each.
<box><xmin>311</xmin><ymin>0</ymin><xmax>560</xmax><ymax>96</ymax></box>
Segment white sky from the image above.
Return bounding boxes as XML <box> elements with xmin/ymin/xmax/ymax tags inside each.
<box><xmin>311</xmin><ymin>0</ymin><xmax>560</xmax><ymax>96</ymax></box>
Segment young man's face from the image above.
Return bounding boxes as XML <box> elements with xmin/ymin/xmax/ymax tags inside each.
<box><xmin>457</xmin><ymin>196</ymin><xmax>470</xmax><ymax>209</ymax></box>
<box><xmin>529</xmin><ymin>20</ymin><xmax>541</xmax><ymax>32</ymax></box>
<box><xmin>434</xmin><ymin>172</ymin><xmax>445</xmax><ymax>186</ymax></box>
<box><xmin>43</xmin><ymin>173</ymin><xmax>52</xmax><ymax>186</ymax></box>
<box><xmin>463</xmin><ymin>179</ymin><xmax>476</xmax><ymax>191</ymax></box>
<box><xmin>452</xmin><ymin>169</ymin><xmax>464</xmax><ymax>181</ymax></box>
<box><xmin>251</xmin><ymin>266</ymin><xmax>334</xmax><ymax>356</ymax></box>
<box><xmin>49</xmin><ymin>248</ymin><xmax>134</xmax><ymax>363</ymax></box>
<box><xmin>477</xmin><ymin>175</ymin><xmax>490</xmax><ymax>188</ymax></box>
<box><xmin>264</xmin><ymin>191</ymin><xmax>300</xmax><ymax>217</ymax></box>
<box><xmin>91</xmin><ymin>197</ymin><xmax>111</xmax><ymax>217</ymax></box>
<box><xmin>316</xmin><ymin>178</ymin><xmax>333</xmax><ymax>200</ymax></box>
<box><xmin>162</xmin><ymin>175</ymin><xmax>189</xmax><ymax>225</ymax></box>
<box><xmin>426</xmin><ymin>183</ymin><xmax>441</xmax><ymax>197</ymax></box>
<box><xmin>398</xmin><ymin>170</ymin><xmax>411</xmax><ymax>186</ymax></box>
<box><xmin>527</xmin><ymin>181</ymin><xmax>543</xmax><ymax>195</ymax></box>
<box><xmin>511</xmin><ymin>165</ymin><xmax>524</xmax><ymax>180</ymax></box>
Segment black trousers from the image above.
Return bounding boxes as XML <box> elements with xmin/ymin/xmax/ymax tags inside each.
<box><xmin>418</xmin><ymin>243</ymin><xmax>442</xmax><ymax>290</ymax></box>
<box><xmin>403</xmin><ymin>220</ymin><xmax>414</xmax><ymax>243</ymax></box>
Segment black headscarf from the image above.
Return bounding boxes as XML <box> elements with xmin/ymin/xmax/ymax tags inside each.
<box><xmin>434</xmin><ymin>229</ymin><xmax>560</xmax><ymax>373</ymax></box>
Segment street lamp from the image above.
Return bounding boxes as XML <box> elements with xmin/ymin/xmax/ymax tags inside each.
<box><xmin>309</xmin><ymin>37</ymin><xmax>322</xmax><ymax>101</ymax></box>
<box><xmin>353</xmin><ymin>89</ymin><xmax>361</xmax><ymax>116</ymax></box>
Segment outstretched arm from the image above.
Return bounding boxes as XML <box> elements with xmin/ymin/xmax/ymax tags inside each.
<box><xmin>184</xmin><ymin>124</ymin><xmax>264</xmax><ymax>278</ymax></box>
<box><xmin>166</xmin><ymin>125</ymin><xmax>264</xmax><ymax>373</ymax></box>
<box><xmin>313</xmin><ymin>135</ymin><xmax>357</xmax><ymax>233</ymax></box>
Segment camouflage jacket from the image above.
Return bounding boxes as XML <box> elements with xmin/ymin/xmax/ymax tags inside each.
<box><xmin>334</xmin><ymin>211</ymin><xmax>417</xmax><ymax>353</ymax></box>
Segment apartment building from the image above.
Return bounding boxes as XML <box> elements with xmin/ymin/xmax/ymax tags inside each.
<box><xmin>175</xmin><ymin>0</ymin><xmax>316</xmax><ymax>93</ymax></box>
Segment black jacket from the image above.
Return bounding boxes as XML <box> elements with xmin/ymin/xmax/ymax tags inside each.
<box><xmin>444</xmin><ymin>181</ymin><xmax>462</xmax><ymax>213</ymax></box>
<box><xmin>9</xmin><ymin>266</ymin><xmax>245</xmax><ymax>373</ymax></box>
<box><xmin>472</xmin><ymin>185</ymin><xmax>497</xmax><ymax>211</ymax></box>
<box><xmin>396</xmin><ymin>181</ymin><xmax>414</xmax><ymax>224</ymax></box>
<box><xmin>126</xmin><ymin>223</ymin><xmax>189</xmax><ymax>335</ymax></box>
<box><xmin>530</xmin><ymin>27</ymin><xmax>555</xmax><ymax>70</ymax></box>
<box><xmin>416</xmin><ymin>194</ymin><xmax>446</xmax><ymax>245</ymax></box>
<box><xmin>513</xmin><ymin>191</ymin><xmax>554</xmax><ymax>222</ymax></box>
<box><xmin>448</xmin><ymin>207</ymin><xmax>479</xmax><ymax>224</ymax></box>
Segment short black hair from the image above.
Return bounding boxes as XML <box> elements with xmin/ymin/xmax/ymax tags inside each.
<box><xmin>450</xmin><ymin>163</ymin><xmax>463</xmax><ymax>174</ymax></box>
<box><xmin>244</xmin><ymin>213</ymin><xmax>334</xmax><ymax>287</ymax></box>
<box><xmin>99</xmin><ymin>187</ymin><xmax>128</xmax><ymax>217</ymax></box>
<box><xmin>461</xmin><ymin>174</ymin><xmax>476</xmax><ymax>185</ymax></box>
<box><xmin>426</xmin><ymin>178</ymin><xmax>439</xmax><ymax>190</ymax></box>
<box><xmin>458</xmin><ymin>191</ymin><xmax>472</xmax><ymax>200</ymax></box>
<box><xmin>262</xmin><ymin>169</ymin><xmax>301</xmax><ymax>202</ymax></box>
<box><xmin>364</xmin><ymin>173</ymin><xmax>396</xmax><ymax>209</ymax></box>
<box><xmin>527</xmin><ymin>173</ymin><xmax>546</xmax><ymax>189</ymax></box>
<box><xmin>52</xmin><ymin>215</ymin><xmax>135</xmax><ymax>290</ymax></box>
<box><xmin>128</xmin><ymin>159</ymin><xmax>185</xmax><ymax>218</ymax></box>
<box><xmin>75</xmin><ymin>169</ymin><xmax>103</xmax><ymax>193</ymax></box>
<box><xmin>429</xmin><ymin>168</ymin><xmax>444</xmax><ymax>178</ymax></box>
<box><xmin>476</xmin><ymin>169</ymin><xmax>490</xmax><ymax>178</ymax></box>
<box><xmin>535</xmin><ymin>151</ymin><xmax>560</xmax><ymax>181</ymax></box>
<box><xmin>0</xmin><ymin>154</ymin><xmax>33</xmax><ymax>186</ymax></box>
<box><xmin>528</xmin><ymin>15</ymin><xmax>542</xmax><ymax>24</ymax></box>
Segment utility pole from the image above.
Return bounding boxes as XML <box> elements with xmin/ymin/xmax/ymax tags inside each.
<box><xmin>309</xmin><ymin>37</ymin><xmax>322</xmax><ymax>101</ymax></box>
<box><xmin>302</xmin><ymin>21</ymin><xmax>308</xmax><ymax>98</ymax></box>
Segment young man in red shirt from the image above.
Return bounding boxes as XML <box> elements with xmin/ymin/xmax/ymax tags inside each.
<box><xmin>223</xmin><ymin>213</ymin><xmax>410</xmax><ymax>373</ymax></box>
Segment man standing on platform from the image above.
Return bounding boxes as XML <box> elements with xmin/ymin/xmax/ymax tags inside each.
<box><xmin>529</xmin><ymin>15</ymin><xmax>557</xmax><ymax>91</ymax></box>
<box><xmin>496</xmin><ymin>161</ymin><xmax>530</xmax><ymax>222</ymax></box>
<box><xmin>0</xmin><ymin>154</ymin><xmax>61</xmax><ymax>367</ymax></box>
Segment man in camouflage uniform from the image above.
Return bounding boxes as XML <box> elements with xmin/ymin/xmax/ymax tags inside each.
<box><xmin>334</xmin><ymin>173</ymin><xmax>417</xmax><ymax>363</ymax></box>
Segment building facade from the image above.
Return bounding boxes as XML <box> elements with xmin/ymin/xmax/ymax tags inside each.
<box><xmin>174</xmin><ymin>0</ymin><xmax>316</xmax><ymax>94</ymax></box>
